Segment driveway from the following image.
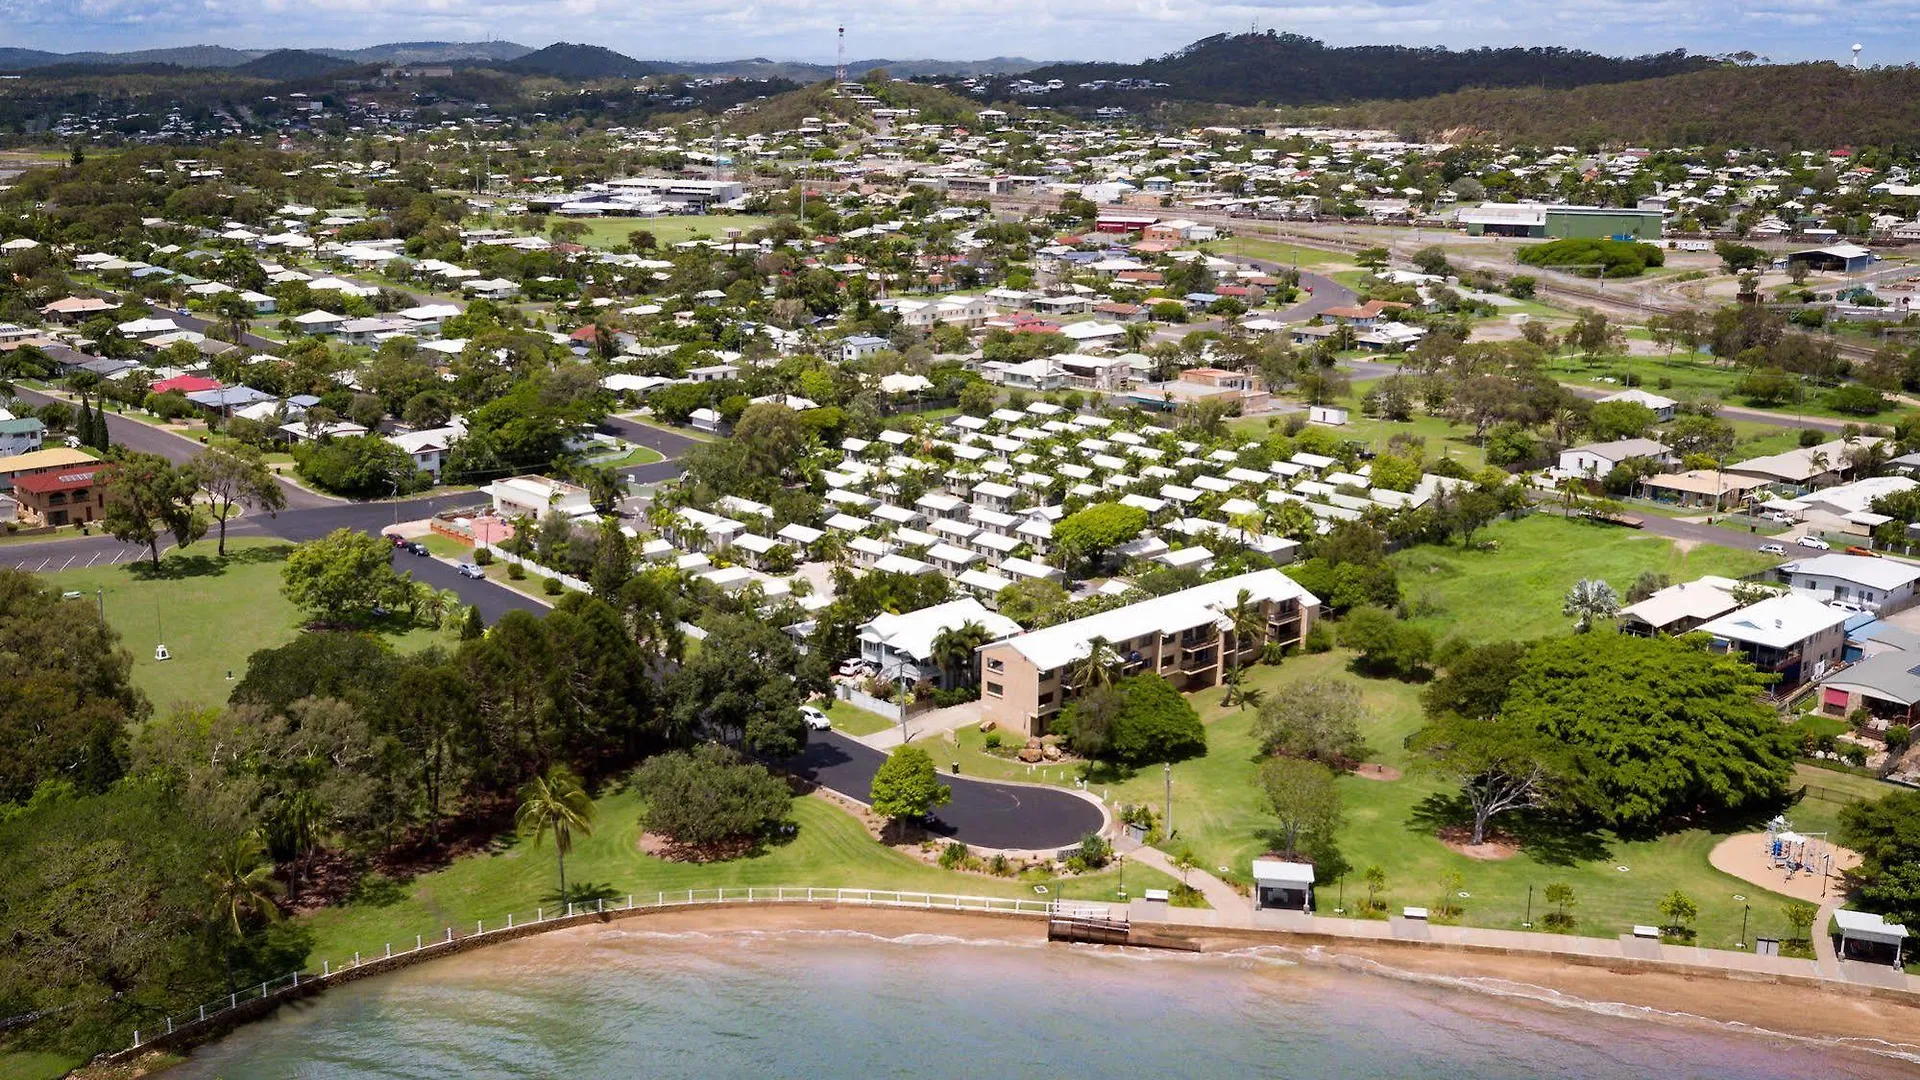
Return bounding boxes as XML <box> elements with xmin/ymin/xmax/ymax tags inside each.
<box><xmin>782</xmin><ymin>729</ymin><xmax>1106</xmax><ymax>851</ymax></box>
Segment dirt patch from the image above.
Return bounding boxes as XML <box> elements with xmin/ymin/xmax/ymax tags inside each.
<box><xmin>1351</xmin><ymin>763</ymin><xmax>1402</xmax><ymax>782</ymax></box>
<box><xmin>1435</xmin><ymin>825</ymin><xmax>1520</xmax><ymax>860</ymax></box>
<box><xmin>636</xmin><ymin>831</ymin><xmax>761</xmax><ymax>863</ymax></box>
<box><xmin>1707</xmin><ymin>831</ymin><xmax>1861</xmax><ymax>903</ymax></box>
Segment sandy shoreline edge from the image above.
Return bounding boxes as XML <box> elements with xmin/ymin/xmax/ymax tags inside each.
<box><xmin>96</xmin><ymin>904</ymin><xmax>1920</xmax><ymax>1074</ymax></box>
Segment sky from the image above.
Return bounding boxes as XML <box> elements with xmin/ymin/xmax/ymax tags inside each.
<box><xmin>4</xmin><ymin>0</ymin><xmax>1916</xmax><ymax>63</ymax></box>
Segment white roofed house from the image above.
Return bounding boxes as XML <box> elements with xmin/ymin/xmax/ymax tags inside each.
<box><xmin>484</xmin><ymin>475</ymin><xmax>595</xmax><ymax>522</ymax></box>
<box><xmin>387</xmin><ymin>419</ymin><xmax>466</xmax><ymax>480</ymax></box>
<box><xmin>976</xmin><ymin>569</ymin><xmax>1319</xmax><ymax>736</ymax></box>
<box><xmin>1776</xmin><ymin>553</ymin><xmax>1920</xmax><ymax>614</ymax></box>
<box><xmin>1696</xmin><ymin>593</ymin><xmax>1851</xmax><ymax>692</ymax></box>
<box><xmin>857</xmin><ymin>597</ymin><xmax>1023</xmax><ymax>690</ymax></box>
<box><xmin>1556</xmin><ymin>438</ymin><xmax>1674</xmax><ymax>481</ymax></box>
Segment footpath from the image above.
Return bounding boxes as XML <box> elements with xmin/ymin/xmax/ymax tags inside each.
<box><xmin>1118</xmin><ymin>861</ymin><xmax>1918</xmax><ymax>996</ymax></box>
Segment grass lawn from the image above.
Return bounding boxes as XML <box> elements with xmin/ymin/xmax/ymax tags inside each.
<box><xmin>1202</xmin><ymin>236</ymin><xmax>1349</xmax><ymax>270</ymax></box>
<box><xmin>1391</xmin><ymin>514</ymin><xmax>1776</xmax><ymax>643</ymax></box>
<box><xmin>299</xmin><ymin>792</ymin><xmax>1180</xmax><ymax>967</ymax></box>
<box><xmin>600</xmin><ymin>445</ymin><xmax>666</xmax><ymax>468</ymax></box>
<box><xmin>822</xmin><ymin>700</ymin><xmax>898</xmax><ymax>737</ymax></box>
<box><xmin>1230</xmin><ymin>384</ymin><xmax>1490</xmax><ymax>470</ymax></box>
<box><xmin>0</xmin><ymin>1050</ymin><xmax>88</xmax><ymax>1080</ymax></box>
<box><xmin>40</xmin><ymin>539</ymin><xmax>451</xmax><ymax>713</ymax></box>
<box><xmin>1548</xmin><ymin>351</ymin><xmax>1915</xmax><ymax>425</ymax></box>
<box><xmin>557</xmin><ymin>214</ymin><xmax>778</xmax><ymax>250</ymax></box>
<box><xmin>1064</xmin><ymin>651</ymin><xmax>1871</xmax><ymax>947</ymax></box>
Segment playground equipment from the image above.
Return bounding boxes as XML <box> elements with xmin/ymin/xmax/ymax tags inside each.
<box><xmin>1765</xmin><ymin>815</ymin><xmax>1832</xmax><ymax>889</ymax></box>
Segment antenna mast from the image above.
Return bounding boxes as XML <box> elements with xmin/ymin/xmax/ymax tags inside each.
<box><xmin>836</xmin><ymin>26</ymin><xmax>846</xmax><ymax>84</ymax></box>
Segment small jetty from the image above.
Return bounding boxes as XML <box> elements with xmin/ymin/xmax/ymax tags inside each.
<box><xmin>1047</xmin><ymin>904</ymin><xmax>1199</xmax><ymax>952</ymax></box>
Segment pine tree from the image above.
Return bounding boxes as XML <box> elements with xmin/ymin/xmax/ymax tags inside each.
<box><xmin>460</xmin><ymin>605</ymin><xmax>485</xmax><ymax>640</ymax></box>
<box><xmin>92</xmin><ymin>400</ymin><xmax>111</xmax><ymax>449</ymax></box>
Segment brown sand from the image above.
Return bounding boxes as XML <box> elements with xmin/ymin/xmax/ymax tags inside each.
<box><xmin>452</xmin><ymin>906</ymin><xmax>1920</xmax><ymax>1049</ymax></box>
<box><xmin>1709</xmin><ymin>832</ymin><xmax>1861</xmax><ymax>903</ymax></box>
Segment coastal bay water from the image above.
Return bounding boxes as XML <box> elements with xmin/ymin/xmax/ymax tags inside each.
<box><xmin>171</xmin><ymin>924</ymin><xmax>1920</xmax><ymax>1079</ymax></box>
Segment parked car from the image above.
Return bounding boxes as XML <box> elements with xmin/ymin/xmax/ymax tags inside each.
<box><xmin>1797</xmin><ymin>536</ymin><xmax>1831</xmax><ymax>550</ymax></box>
<box><xmin>1846</xmin><ymin>546</ymin><xmax>1881</xmax><ymax>558</ymax></box>
<box><xmin>837</xmin><ymin>658</ymin><xmax>868</xmax><ymax>677</ymax></box>
<box><xmin>1758</xmin><ymin>542</ymin><xmax>1787</xmax><ymax>555</ymax></box>
<box><xmin>800</xmin><ymin>705</ymin><xmax>831</xmax><ymax>731</ymax></box>
<box><xmin>405</xmin><ymin>541</ymin><xmax>430</xmax><ymax>556</ymax></box>
<box><xmin>456</xmin><ymin>563</ymin><xmax>485</xmax><ymax>579</ymax></box>
<box><xmin>1764</xmin><ymin>512</ymin><xmax>1796</xmax><ymax>524</ymax></box>
<box><xmin>385</xmin><ymin>533</ymin><xmax>406</xmax><ymax>546</ymax></box>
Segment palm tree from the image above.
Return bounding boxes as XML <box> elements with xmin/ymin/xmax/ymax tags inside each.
<box><xmin>930</xmin><ymin>619</ymin><xmax>992</xmax><ymax>688</ymax></box>
<box><xmin>516</xmin><ymin>766</ymin><xmax>595</xmax><ymax>902</ymax></box>
<box><xmin>1066</xmin><ymin>635</ymin><xmax>1123</xmax><ymax>694</ymax></box>
<box><xmin>1221</xmin><ymin>588</ymin><xmax>1266</xmax><ymax>705</ymax></box>
<box><xmin>1121</xmin><ymin>321</ymin><xmax>1152</xmax><ymax>353</ymax></box>
<box><xmin>204</xmin><ymin>833</ymin><xmax>281</xmax><ymax>994</ymax></box>
<box><xmin>267</xmin><ymin>789</ymin><xmax>322</xmax><ymax>902</ymax></box>
<box><xmin>1563</xmin><ymin>578</ymin><xmax>1621</xmax><ymax>634</ymax></box>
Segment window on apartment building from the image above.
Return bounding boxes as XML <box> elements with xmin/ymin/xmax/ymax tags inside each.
<box><xmin>985</xmin><ymin>682</ymin><xmax>1003</xmax><ymax>698</ymax></box>
<box><xmin>1037</xmin><ymin>692</ymin><xmax>1054</xmax><ymax>707</ymax></box>
<box><xmin>986</xmin><ymin>658</ymin><xmax>1004</xmax><ymax>673</ymax></box>
<box><xmin>1161</xmin><ymin>654</ymin><xmax>1173</xmax><ymax>667</ymax></box>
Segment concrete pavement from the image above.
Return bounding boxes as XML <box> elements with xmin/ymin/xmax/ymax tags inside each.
<box><xmin>781</xmin><ymin>729</ymin><xmax>1107</xmax><ymax>851</ymax></box>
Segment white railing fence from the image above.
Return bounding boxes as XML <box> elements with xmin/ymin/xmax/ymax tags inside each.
<box><xmin>124</xmin><ymin>887</ymin><xmax>1058</xmax><ymax>1053</ymax></box>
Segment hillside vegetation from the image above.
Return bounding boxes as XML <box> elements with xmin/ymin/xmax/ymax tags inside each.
<box><xmin>1346</xmin><ymin>62</ymin><xmax>1920</xmax><ymax>148</ymax></box>
<box><xmin>1012</xmin><ymin>32</ymin><xmax>1712</xmax><ymax>106</ymax></box>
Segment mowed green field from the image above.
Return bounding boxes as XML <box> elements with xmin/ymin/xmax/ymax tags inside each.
<box><xmin>39</xmin><ymin>538</ymin><xmax>447</xmax><ymax>714</ymax></box>
<box><xmin>558</xmin><ymin>214</ymin><xmax>778</xmax><ymax>250</ymax></box>
<box><xmin>1391</xmin><ymin>513</ymin><xmax>1777</xmax><ymax>643</ymax></box>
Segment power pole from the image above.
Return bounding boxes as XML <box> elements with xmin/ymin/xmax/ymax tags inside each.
<box><xmin>1163</xmin><ymin>761</ymin><xmax>1173</xmax><ymax>838</ymax></box>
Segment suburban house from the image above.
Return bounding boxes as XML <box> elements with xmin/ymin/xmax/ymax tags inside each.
<box><xmin>1597</xmin><ymin>387</ymin><xmax>1678</xmax><ymax>421</ymax></box>
<box><xmin>856</xmin><ymin>598</ymin><xmax>1023</xmax><ymax>690</ymax></box>
<box><xmin>11</xmin><ymin>464</ymin><xmax>103</xmax><ymax>526</ymax></box>
<box><xmin>1696</xmin><ymin>593</ymin><xmax>1851</xmax><ymax>691</ymax></box>
<box><xmin>0</xmin><ymin>446</ymin><xmax>96</xmax><ymax>491</ymax></box>
<box><xmin>1776</xmin><ymin>553</ymin><xmax>1920</xmax><ymax>613</ymax></box>
<box><xmin>975</xmin><ymin>569</ymin><xmax>1319</xmax><ymax>736</ymax></box>
<box><xmin>841</xmin><ymin>335</ymin><xmax>891</xmax><ymax>362</ymax></box>
<box><xmin>1639</xmin><ymin>469</ymin><xmax>1770</xmax><ymax>509</ymax></box>
<box><xmin>483</xmin><ymin>475</ymin><xmax>594</xmax><ymax>522</ymax></box>
<box><xmin>1557</xmin><ymin>437</ymin><xmax>1674</xmax><ymax>479</ymax></box>
<box><xmin>1729</xmin><ymin>437</ymin><xmax>1884</xmax><ymax>492</ymax></box>
<box><xmin>387</xmin><ymin>420</ymin><xmax>466</xmax><ymax>479</ymax></box>
<box><xmin>1618</xmin><ymin>577</ymin><xmax>1743</xmax><ymax>637</ymax></box>
<box><xmin>0</xmin><ymin>417</ymin><xmax>46</xmax><ymax>456</ymax></box>
<box><xmin>1816</xmin><ymin>648</ymin><xmax>1920</xmax><ymax>725</ymax></box>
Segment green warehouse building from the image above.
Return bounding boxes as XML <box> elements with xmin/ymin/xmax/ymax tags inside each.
<box><xmin>1457</xmin><ymin>204</ymin><xmax>1664</xmax><ymax>240</ymax></box>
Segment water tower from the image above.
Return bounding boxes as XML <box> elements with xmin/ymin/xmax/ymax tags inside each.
<box><xmin>1852</xmin><ymin>43</ymin><xmax>1863</xmax><ymax>69</ymax></box>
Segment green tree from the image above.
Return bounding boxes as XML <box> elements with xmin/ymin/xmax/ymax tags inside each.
<box><xmin>1336</xmin><ymin>606</ymin><xmax>1432</xmax><ymax>678</ymax></box>
<box><xmin>1258</xmin><ymin>757</ymin><xmax>1343</xmax><ymax>860</ymax></box>
<box><xmin>1544</xmin><ymin>881</ymin><xmax>1577</xmax><ymax>930</ymax></box>
<box><xmin>1253</xmin><ymin>677</ymin><xmax>1372</xmax><ymax>766</ymax></box>
<box><xmin>1783</xmin><ymin>901</ymin><xmax>1818</xmax><ymax>947</ymax></box>
<box><xmin>1053</xmin><ymin>502</ymin><xmax>1150</xmax><ymax>572</ymax></box>
<box><xmin>1107</xmin><ymin>673</ymin><xmax>1207</xmax><ymax>766</ymax></box>
<box><xmin>1658</xmin><ymin>889</ymin><xmax>1699</xmax><ymax>938</ymax></box>
<box><xmin>203</xmin><ymin>832</ymin><xmax>282</xmax><ymax>992</ymax></box>
<box><xmin>1409</xmin><ymin>713</ymin><xmax>1566</xmax><ymax>845</ymax></box>
<box><xmin>930</xmin><ymin>620</ymin><xmax>992</xmax><ymax>688</ymax></box>
<box><xmin>1501</xmin><ymin>634</ymin><xmax>1795</xmax><ymax>828</ymax></box>
<box><xmin>193</xmin><ymin>445</ymin><xmax>286</xmax><ymax>556</ymax></box>
<box><xmin>1364</xmin><ymin>865</ymin><xmax>1388</xmax><ymax>912</ymax></box>
<box><xmin>0</xmin><ymin>569</ymin><xmax>145</xmax><ymax>803</ymax></box>
<box><xmin>632</xmin><ymin>743</ymin><xmax>793</xmax><ymax>850</ymax></box>
<box><xmin>869</xmin><ymin>745</ymin><xmax>951</xmax><ymax>825</ymax></box>
<box><xmin>1562</xmin><ymin>577</ymin><xmax>1621</xmax><ymax>633</ymax></box>
<box><xmin>98</xmin><ymin>451</ymin><xmax>206</xmax><ymax>565</ymax></box>
<box><xmin>281</xmin><ymin>527</ymin><xmax>409</xmax><ymax>624</ymax></box>
<box><xmin>996</xmin><ymin>577</ymin><xmax>1070</xmax><ymax>626</ymax></box>
<box><xmin>516</xmin><ymin>765</ymin><xmax>595</xmax><ymax>901</ymax></box>
<box><xmin>590</xmin><ymin>517</ymin><xmax>633</xmax><ymax>602</ymax></box>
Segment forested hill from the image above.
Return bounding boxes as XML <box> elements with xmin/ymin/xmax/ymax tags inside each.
<box><xmin>1012</xmin><ymin>32</ymin><xmax>1712</xmax><ymax>105</ymax></box>
<box><xmin>1344</xmin><ymin>63</ymin><xmax>1920</xmax><ymax>148</ymax></box>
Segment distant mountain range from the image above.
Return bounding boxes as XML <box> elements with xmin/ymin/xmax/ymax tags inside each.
<box><xmin>0</xmin><ymin>39</ymin><xmax>1036</xmax><ymax>78</ymax></box>
<box><xmin>1014</xmin><ymin>32</ymin><xmax>1716</xmax><ymax>106</ymax></box>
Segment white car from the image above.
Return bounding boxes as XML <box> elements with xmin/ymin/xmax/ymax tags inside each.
<box><xmin>456</xmin><ymin>562</ymin><xmax>486</xmax><ymax>579</ymax></box>
<box><xmin>800</xmin><ymin>705</ymin><xmax>831</xmax><ymax>731</ymax></box>
<box><xmin>1796</xmin><ymin>536</ymin><xmax>1831</xmax><ymax>550</ymax></box>
<box><xmin>1757</xmin><ymin>542</ymin><xmax>1786</xmax><ymax>556</ymax></box>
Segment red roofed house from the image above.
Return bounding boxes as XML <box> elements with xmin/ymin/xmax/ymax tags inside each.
<box><xmin>13</xmin><ymin>464</ymin><xmax>103</xmax><ymax>526</ymax></box>
<box><xmin>1317</xmin><ymin>300</ymin><xmax>1410</xmax><ymax>328</ymax></box>
<box><xmin>151</xmin><ymin>375</ymin><xmax>222</xmax><ymax>395</ymax></box>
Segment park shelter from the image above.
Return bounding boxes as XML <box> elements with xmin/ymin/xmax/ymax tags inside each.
<box><xmin>1251</xmin><ymin>859</ymin><xmax>1315</xmax><ymax>912</ymax></box>
<box><xmin>1788</xmin><ymin>244</ymin><xmax>1874</xmax><ymax>275</ymax></box>
<box><xmin>1833</xmin><ymin>909</ymin><xmax>1907</xmax><ymax>965</ymax></box>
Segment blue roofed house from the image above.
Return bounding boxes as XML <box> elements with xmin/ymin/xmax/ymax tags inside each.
<box><xmin>0</xmin><ymin>416</ymin><xmax>45</xmax><ymax>456</ymax></box>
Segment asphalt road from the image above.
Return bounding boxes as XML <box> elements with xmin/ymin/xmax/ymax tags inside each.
<box><xmin>782</xmin><ymin>729</ymin><xmax>1107</xmax><ymax>850</ymax></box>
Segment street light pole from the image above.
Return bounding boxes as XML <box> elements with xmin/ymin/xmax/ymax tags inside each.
<box><xmin>1163</xmin><ymin>761</ymin><xmax>1173</xmax><ymax>839</ymax></box>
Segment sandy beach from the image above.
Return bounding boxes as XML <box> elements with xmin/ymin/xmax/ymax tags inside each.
<box><xmin>454</xmin><ymin>906</ymin><xmax>1920</xmax><ymax>1052</ymax></box>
